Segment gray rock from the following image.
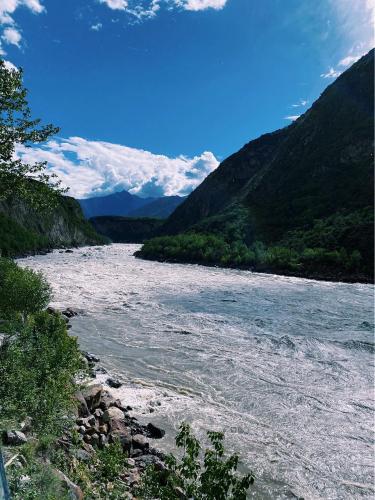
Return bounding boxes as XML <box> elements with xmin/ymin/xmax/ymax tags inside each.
<box><xmin>146</xmin><ymin>422</ymin><xmax>165</xmax><ymax>439</ymax></box>
<box><xmin>99</xmin><ymin>434</ymin><xmax>107</xmax><ymax>447</ymax></box>
<box><xmin>87</xmin><ymin>415</ymin><xmax>96</xmax><ymax>426</ymax></box>
<box><xmin>72</xmin><ymin>449</ymin><xmax>92</xmax><ymax>462</ymax></box>
<box><xmin>102</xmin><ymin>406</ymin><xmax>124</xmax><ymax>424</ymax></box>
<box><xmin>82</xmin><ymin>384</ymin><xmax>103</xmax><ymax>411</ymax></box>
<box><xmin>91</xmin><ymin>433</ymin><xmax>99</xmax><ymax>446</ymax></box>
<box><xmin>3</xmin><ymin>430</ymin><xmax>28</xmax><ymax>446</ymax></box>
<box><xmin>110</xmin><ymin>429</ymin><xmax>132</xmax><ymax>452</ymax></box>
<box><xmin>106</xmin><ymin>377</ymin><xmax>122</xmax><ymax>388</ymax></box>
<box><xmin>93</xmin><ymin>408</ymin><xmax>104</xmax><ymax>419</ymax></box>
<box><xmin>75</xmin><ymin>391</ymin><xmax>90</xmax><ymax>417</ymax></box>
<box><xmin>82</xmin><ymin>352</ymin><xmax>100</xmax><ymax>363</ymax></box>
<box><xmin>130</xmin><ymin>448</ymin><xmax>143</xmax><ymax>458</ymax></box>
<box><xmin>132</xmin><ymin>434</ymin><xmax>149</xmax><ymax>450</ymax></box>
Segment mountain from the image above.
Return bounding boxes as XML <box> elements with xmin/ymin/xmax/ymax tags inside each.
<box><xmin>128</xmin><ymin>196</ymin><xmax>186</xmax><ymax>219</ymax></box>
<box><xmin>137</xmin><ymin>50</ymin><xmax>374</xmax><ymax>282</ymax></box>
<box><xmin>78</xmin><ymin>190</ymin><xmax>154</xmax><ymax>218</ymax></box>
<box><xmin>0</xmin><ymin>195</ymin><xmax>106</xmax><ymax>257</ymax></box>
<box><xmin>91</xmin><ymin>216</ymin><xmax>163</xmax><ymax>243</ymax></box>
<box><xmin>78</xmin><ymin>191</ymin><xmax>185</xmax><ymax>219</ymax></box>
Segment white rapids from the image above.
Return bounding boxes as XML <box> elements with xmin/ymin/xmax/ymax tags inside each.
<box><xmin>18</xmin><ymin>244</ymin><xmax>374</xmax><ymax>499</ymax></box>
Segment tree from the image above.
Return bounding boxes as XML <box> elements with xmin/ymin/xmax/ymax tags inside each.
<box><xmin>0</xmin><ymin>60</ymin><xmax>64</xmax><ymax>208</ymax></box>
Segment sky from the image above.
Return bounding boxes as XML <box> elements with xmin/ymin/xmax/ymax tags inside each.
<box><xmin>1</xmin><ymin>0</ymin><xmax>374</xmax><ymax>198</ymax></box>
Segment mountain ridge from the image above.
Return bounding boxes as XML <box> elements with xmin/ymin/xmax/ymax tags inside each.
<box><xmin>137</xmin><ymin>49</ymin><xmax>374</xmax><ymax>282</ymax></box>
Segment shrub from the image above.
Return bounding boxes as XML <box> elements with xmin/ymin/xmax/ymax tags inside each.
<box><xmin>137</xmin><ymin>422</ymin><xmax>254</xmax><ymax>499</ymax></box>
<box><xmin>0</xmin><ymin>258</ymin><xmax>51</xmax><ymax>319</ymax></box>
<box><xmin>0</xmin><ymin>311</ymin><xmax>82</xmax><ymax>433</ymax></box>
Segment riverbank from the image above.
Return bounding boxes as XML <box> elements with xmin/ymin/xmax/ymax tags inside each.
<box><xmin>15</xmin><ymin>245</ymin><xmax>375</xmax><ymax>499</ymax></box>
<box><xmin>135</xmin><ymin>252</ymin><xmax>373</xmax><ymax>284</ymax></box>
<box><xmin>1</xmin><ymin>305</ymin><xmax>166</xmax><ymax>499</ymax></box>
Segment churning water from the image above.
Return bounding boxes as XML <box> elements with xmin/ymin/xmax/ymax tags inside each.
<box><xmin>18</xmin><ymin>244</ymin><xmax>374</xmax><ymax>499</ymax></box>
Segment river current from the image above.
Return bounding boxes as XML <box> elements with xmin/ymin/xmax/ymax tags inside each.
<box><xmin>18</xmin><ymin>244</ymin><xmax>374</xmax><ymax>499</ymax></box>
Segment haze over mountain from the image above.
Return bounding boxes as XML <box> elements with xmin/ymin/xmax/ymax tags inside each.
<box><xmin>78</xmin><ymin>191</ymin><xmax>185</xmax><ymax>219</ymax></box>
<box><xmin>138</xmin><ymin>50</ymin><xmax>374</xmax><ymax>281</ymax></box>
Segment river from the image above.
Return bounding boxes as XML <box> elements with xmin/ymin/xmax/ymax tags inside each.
<box><xmin>18</xmin><ymin>243</ymin><xmax>374</xmax><ymax>499</ymax></box>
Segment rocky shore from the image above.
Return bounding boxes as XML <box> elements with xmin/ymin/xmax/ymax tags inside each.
<box><xmin>1</xmin><ymin>307</ymin><xmax>168</xmax><ymax>499</ymax></box>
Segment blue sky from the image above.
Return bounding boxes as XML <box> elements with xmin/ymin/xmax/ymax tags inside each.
<box><xmin>1</xmin><ymin>0</ymin><xmax>374</xmax><ymax>198</ymax></box>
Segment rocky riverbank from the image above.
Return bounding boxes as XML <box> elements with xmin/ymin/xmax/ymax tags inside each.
<box><xmin>1</xmin><ymin>307</ymin><xmax>168</xmax><ymax>499</ymax></box>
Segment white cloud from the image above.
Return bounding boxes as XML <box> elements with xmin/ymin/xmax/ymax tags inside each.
<box><xmin>99</xmin><ymin>0</ymin><xmax>128</xmax><ymax>10</ymax></box>
<box><xmin>15</xmin><ymin>137</ymin><xmax>219</xmax><ymax>199</ymax></box>
<box><xmin>284</xmin><ymin>115</ymin><xmax>300</xmax><ymax>121</ymax></box>
<box><xmin>320</xmin><ymin>67</ymin><xmax>341</xmax><ymax>79</ymax></box>
<box><xmin>96</xmin><ymin>0</ymin><xmax>228</xmax><ymax>21</ymax></box>
<box><xmin>0</xmin><ymin>0</ymin><xmax>45</xmax><ymax>51</ymax></box>
<box><xmin>320</xmin><ymin>0</ymin><xmax>374</xmax><ymax>79</ymax></box>
<box><xmin>291</xmin><ymin>98</ymin><xmax>308</xmax><ymax>108</ymax></box>
<box><xmin>179</xmin><ymin>0</ymin><xmax>228</xmax><ymax>11</ymax></box>
<box><xmin>3</xmin><ymin>59</ymin><xmax>17</xmax><ymax>70</ymax></box>
<box><xmin>338</xmin><ymin>54</ymin><xmax>361</xmax><ymax>67</ymax></box>
<box><xmin>2</xmin><ymin>27</ymin><xmax>21</xmax><ymax>46</ymax></box>
<box><xmin>91</xmin><ymin>22</ymin><xmax>103</xmax><ymax>31</ymax></box>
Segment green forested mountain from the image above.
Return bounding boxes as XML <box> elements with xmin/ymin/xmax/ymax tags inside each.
<box><xmin>91</xmin><ymin>216</ymin><xmax>163</xmax><ymax>243</ymax></box>
<box><xmin>0</xmin><ymin>195</ymin><xmax>106</xmax><ymax>257</ymax></box>
<box><xmin>137</xmin><ymin>50</ymin><xmax>374</xmax><ymax>281</ymax></box>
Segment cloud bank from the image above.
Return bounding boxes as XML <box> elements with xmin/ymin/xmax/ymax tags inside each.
<box><xmin>16</xmin><ymin>137</ymin><xmax>219</xmax><ymax>199</ymax></box>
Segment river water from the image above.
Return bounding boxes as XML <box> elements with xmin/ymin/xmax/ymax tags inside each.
<box><xmin>18</xmin><ymin>244</ymin><xmax>374</xmax><ymax>499</ymax></box>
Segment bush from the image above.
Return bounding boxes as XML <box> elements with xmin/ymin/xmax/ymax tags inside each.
<box><xmin>137</xmin><ymin>422</ymin><xmax>254</xmax><ymax>499</ymax></box>
<box><xmin>0</xmin><ymin>311</ymin><xmax>82</xmax><ymax>433</ymax></box>
<box><xmin>0</xmin><ymin>258</ymin><xmax>51</xmax><ymax>319</ymax></box>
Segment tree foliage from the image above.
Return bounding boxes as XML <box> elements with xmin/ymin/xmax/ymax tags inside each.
<box><xmin>137</xmin><ymin>422</ymin><xmax>254</xmax><ymax>499</ymax></box>
<box><xmin>0</xmin><ymin>60</ymin><xmax>63</xmax><ymax>208</ymax></box>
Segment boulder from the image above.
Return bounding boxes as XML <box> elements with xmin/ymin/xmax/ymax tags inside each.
<box><xmin>102</xmin><ymin>406</ymin><xmax>124</xmax><ymax>424</ymax></box>
<box><xmin>106</xmin><ymin>377</ymin><xmax>122</xmax><ymax>388</ymax></box>
<box><xmin>75</xmin><ymin>391</ymin><xmax>90</xmax><ymax>417</ymax></box>
<box><xmin>132</xmin><ymin>434</ymin><xmax>149</xmax><ymax>450</ymax></box>
<box><xmin>2</xmin><ymin>430</ymin><xmax>28</xmax><ymax>446</ymax></box>
<box><xmin>82</xmin><ymin>352</ymin><xmax>100</xmax><ymax>363</ymax></box>
<box><xmin>99</xmin><ymin>391</ymin><xmax>117</xmax><ymax>411</ymax></box>
<box><xmin>62</xmin><ymin>307</ymin><xmax>79</xmax><ymax>318</ymax></box>
<box><xmin>82</xmin><ymin>384</ymin><xmax>103</xmax><ymax>411</ymax></box>
<box><xmin>110</xmin><ymin>429</ymin><xmax>132</xmax><ymax>452</ymax></box>
<box><xmin>72</xmin><ymin>449</ymin><xmax>92</xmax><ymax>462</ymax></box>
<box><xmin>146</xmin><ymin>423</ymin><xmax>165</xmax><ymax>439</ymax></box>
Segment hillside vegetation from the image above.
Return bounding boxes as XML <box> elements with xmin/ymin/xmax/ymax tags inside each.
<box><xmin>137</xmin><ymin>50</ymin><xmax>374</xmax><ymax>282</ymax></box>
<box><xmin>0</xmin><ymin>195</ymin><xmax>106</xmax><ymax>257</ymax></box>
<box><xmin>91</xmin><ymin>216</ymin><xmax>163</xmax><ymax>243</ymax></box>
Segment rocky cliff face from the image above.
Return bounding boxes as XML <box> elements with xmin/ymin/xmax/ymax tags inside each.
<box><xmin>0</xmin><ymin>195</ymin><xmax>106</xmax><ymax>257</ymax></box>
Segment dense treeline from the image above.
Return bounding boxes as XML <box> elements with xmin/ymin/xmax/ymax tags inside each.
<box><xmin>137</xmin><ymin>207</ymin><xmax>372</xmax><ymax>281</ymax></box>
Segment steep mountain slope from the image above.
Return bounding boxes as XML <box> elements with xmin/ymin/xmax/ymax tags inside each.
<box><xmin>91</xmin><ymin>216</ymin><xmax>163</xmax><ymax>243</ymax></box>
<box><xmin>0</xmin><ymin>195</ymin><xmax>106</xmax><ymax>257</ymax></box>
<box><xmin>78</xmin><ymin>190</ymin><xmax>154</xmax><ymax>218</ymax></box>
<box><xmin>128</xmin><ymin>195</ymin><xmax>186</xmax><ymax>219</ymax></box>
<box><xmin>138</xmin><ymin>50</ymin><xmax>374</xmax><ymax>281</ymax></box>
